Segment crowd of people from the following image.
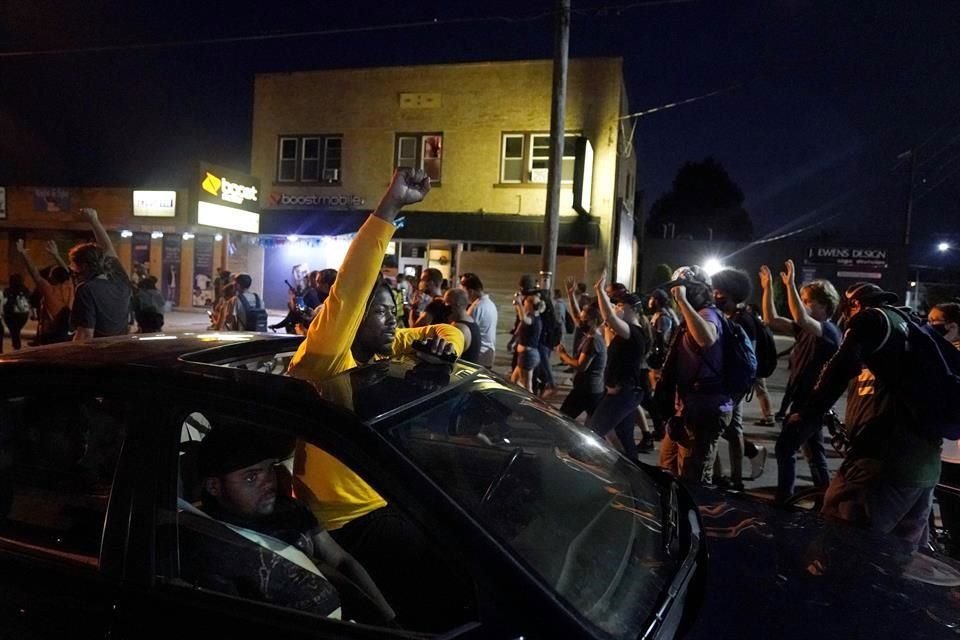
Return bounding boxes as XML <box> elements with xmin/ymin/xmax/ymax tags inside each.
<box><xmin>0</xmin><ymin>207</ymin><xmax>167</xmax><ymax>350</ymax></box>
<box><xmin>14</xmin><ymin>169</ymin><xmax>960</xmax><ymax>627</ymax></box>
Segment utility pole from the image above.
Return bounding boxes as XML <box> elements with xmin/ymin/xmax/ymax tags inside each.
<box><xmin>540</xmin><ymin>0</ymin><xmax>570</xmax><ymax>292</ymax></box>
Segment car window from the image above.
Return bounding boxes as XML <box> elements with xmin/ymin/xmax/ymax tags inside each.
<box><xmin>0</xmin><ymin>393</ymin><xmax>127</xmax><ymax>567</ymax></box>
<box><xmin>157</xmin><ymin>406</ymin><xmax>478</xmax><ymax>635</ymax></box>
<box><xmin>381</xmin><ymin>378</ymin><xmax>676</xmax><ymax>639</ymax></box>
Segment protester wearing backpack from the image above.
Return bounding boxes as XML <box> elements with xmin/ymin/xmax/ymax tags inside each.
<box><xmin>656</xmin><ymin>266</ymin><xmax>738</xmax><ymax>485</ymax></box>
<box><xmin>791</xmin><ymin>283</ymin><xmax>944</xmax><ymax>551</ymax></box>
<box><xmin>760</xmin><ymin>261</ymin><xmax>841</xmax><ymax>503</ymax></box>
<box><xmin>220</xmin><ymin>273</ymin><xmax>268</xmax><ymax>332</ymax></box>
<box><xmin>710</xmin><ymin>269</ymin><xmax>769</xmax><ymax>489</ymax></box>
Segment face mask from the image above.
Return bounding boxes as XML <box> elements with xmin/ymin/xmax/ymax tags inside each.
<box><xmin>931</xmin><ymin>323</ymin><xmax>949</xmax><ymax>337</ymax></box>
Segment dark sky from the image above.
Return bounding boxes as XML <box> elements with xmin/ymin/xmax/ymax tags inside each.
<box><xmin>1</xmin><ymin>0</ymin><xmax>959</xmax><ymax>264</ymax></box>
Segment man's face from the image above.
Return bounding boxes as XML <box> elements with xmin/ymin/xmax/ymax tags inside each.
<box><xmin>459</xmin><ymin>281</ymin><xmax>478</xmax><ymax>302</ymax></box>
<box><xmin>800</xmin><ymin>288</ymin><xmax>828</xmax><ymax>321</ymax></box>
<box><xmin>843</xmin><ymin>298</ymin><xmax>862</xmax><ymax>322</ymax></box>
<box><xmin>211</xmin><ymin>458</ymin><xmax>278</xmax><ymax>518</ymax></box>
<box><xmin>357</xmin><ymin>287</ymin><xmax>398</xmax><ymax>357</ymax></box>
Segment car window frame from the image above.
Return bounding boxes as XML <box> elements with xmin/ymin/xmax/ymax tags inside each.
<box><xmin>0</xmin><ymin>372</ymin><xmax>139</xmax><ymax>580</ymax></box>
<box><xmin>147</xmin><ymin>380</ymin><xmax>500</xmax><ymax>639</ymax></box>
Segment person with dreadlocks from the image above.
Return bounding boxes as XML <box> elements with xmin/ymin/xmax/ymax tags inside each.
<box><xmin>69</xmin><ymin>208</ymin><xmax>132</xmax><ymax>342</ymax></box>
<box><xmin>286</xmin><ymin>168</ymin><xmax>466</xmax><ymax>631</ymax></box>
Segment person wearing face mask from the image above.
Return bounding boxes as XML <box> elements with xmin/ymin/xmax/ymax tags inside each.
<box><xmin>931</xmin><ymin>302</ymin><xmax>960</xmax><ymax>556</ymax></box>
<box><xmin>789</xmin><ymin>283</ymin><xmax>942</xmax><ymax>551</ymax></box>
<box><xmin>556</xmin><ymin>302</ymin><xmax>607</xmax><ymax>420</ymax></box>
<box><xmin>759</xmin><ymin>260</ymin><xmax>841</xmax><ymax>503</ymax></box>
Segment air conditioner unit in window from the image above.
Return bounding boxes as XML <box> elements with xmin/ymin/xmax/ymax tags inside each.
<box><xmin>323</xmin><ymin>168</ymin><xmax>339</xmax><ymax>182</ymax></box>
<box><xmin>530</xmin><ymin>168</ymin><xmax>549</xmax><ymax>183</ymax></box>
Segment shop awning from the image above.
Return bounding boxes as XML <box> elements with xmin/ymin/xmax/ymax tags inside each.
<box><xmin>259</xmin><ymin>210</ymin><xmax>600</xmax><ymax>247</ymax></box>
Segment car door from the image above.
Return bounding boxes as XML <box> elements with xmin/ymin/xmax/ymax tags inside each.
<box><xmin>0</xmin><ymin>376</ymin><xmax>134</xmax><ymax>639</ymax></box>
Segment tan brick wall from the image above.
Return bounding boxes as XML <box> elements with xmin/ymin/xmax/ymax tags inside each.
<box><xmin>252</xmin><ymin>58</ymin><xmax>627</xmax><ymax>268</ymax></box>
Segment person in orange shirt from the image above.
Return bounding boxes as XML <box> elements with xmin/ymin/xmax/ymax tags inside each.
<box><xmin>287</xmin><ymin>168</ymin><xmax>465</xmax><ymax>631</ymax></box>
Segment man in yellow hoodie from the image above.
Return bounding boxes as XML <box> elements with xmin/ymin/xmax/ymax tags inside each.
<box><xmin>287</xmin><ymin>168</ymin><xmax>464</xmax><ymax>630</ymax></box>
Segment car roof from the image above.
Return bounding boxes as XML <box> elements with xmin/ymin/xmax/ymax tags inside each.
<box><xmin>0</xmin><ymin>332</ymin><xmax>488</xmax><ymax>424</ymax></box>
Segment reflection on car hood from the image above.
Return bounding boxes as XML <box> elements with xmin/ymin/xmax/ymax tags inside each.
<box><xmin>684</xmin><ymin>487</ymin><xmax>960</xmax><ymax>638</ymax></box>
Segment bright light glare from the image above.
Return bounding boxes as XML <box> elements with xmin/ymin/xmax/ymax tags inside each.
<box><xmin>938</xmin><ymin>242</ymin><xmax>951</xmax><ymax>252</ymax></box>
<box><xmin>120</xmin><ymin>230</ymin><xmax>133</xmax><ymax>238</ymax></box>
<box><xmin>214</xmin><ymin>233</ymin><xmax>223</xmax><ymax>242</ymax></box>
<box><xmin>151</xmin><ymin>231</ymin><xmax>164</xmax><ymax>239</ymax></box>
<box><xmin>182</xmin><ymin>232</ymin><xmax>195</xmax><ymax>241</ymax></box>
<box><xmin>287</xmin><ymin>235</ymin><xmax>299</xmax><ymax>243</ymax></box>
<box><xmin>703</xmin><ymin>258</ymin><xmax>724</xmax><ymax>276</ymax></box>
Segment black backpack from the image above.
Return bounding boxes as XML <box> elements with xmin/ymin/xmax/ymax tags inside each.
<box><xmin>734</xmin><ymin>308</ymin><xmax>778</xmax><ymax>379</ymax></box>
<box><xmin>238</xmin><ymin>292</ymin><xmax>268</xmax><ymax>332</ymax></box>
<box><xmin>539</xmin><ymin>293</ymin><xmax>563</xmax><ymax>348</ymax></box>
<box><xmin>872</xmin><ymin>306</ymin><xmax>960</xmax><ymax>440</ymax></box>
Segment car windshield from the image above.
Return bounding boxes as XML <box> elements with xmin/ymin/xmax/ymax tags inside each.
<box><xmin>378</xmin><ymin>373</ymin><xmax>678</xmax><ymax>638</ymax></box>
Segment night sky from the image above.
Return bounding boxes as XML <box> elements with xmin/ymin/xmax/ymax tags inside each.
<box><xmin>1</xmin><ymin>1</ymin><xmax>958</xmax><ymax>264</ymax></box>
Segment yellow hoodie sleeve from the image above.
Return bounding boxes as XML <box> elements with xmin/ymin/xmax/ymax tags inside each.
<box><xmin>287</xmin><ymin>216</ymin><xmax>396</xmax><ymax>381</ymax></box>
<box><xmin>391</xmin><ymin>323</ymin><xmax>465</xmax><ymax>358</ymax></box>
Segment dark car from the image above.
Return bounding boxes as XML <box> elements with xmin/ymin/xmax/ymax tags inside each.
<box><xmin>1</xmin><ymin>333</ymin><xmax>959</xmax><ymax>639</ymax></box>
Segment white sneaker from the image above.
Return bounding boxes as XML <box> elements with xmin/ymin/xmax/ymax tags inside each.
<box><xmin>749</xmin><ymin>445</ymin><xmax>768</xmax><ymax>480</ymax></box>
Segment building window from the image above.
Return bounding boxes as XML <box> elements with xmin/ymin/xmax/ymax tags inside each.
<box><xmin>395</xmin><ymin>133</ymin><xmax>443</xmax><ymax>183</ymax></box>
<box><xmin>501</xmin><ymin>133</ymin><xmax>579</xmax><ymax>184</ymax></box>
<box><xmin>276</xmin><ymin>135</ymin><xmax>342</xmax><ymax>184</ymax></box>
<box><xmin>501</xmin><ymin>134</ymin><xmax>525</xmax><ymax>183</ymax></box>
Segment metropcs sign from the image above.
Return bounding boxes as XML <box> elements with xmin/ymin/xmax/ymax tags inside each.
<box><xmin>202</xmin><ymin>172</ymin><xmax>258</xmax><ymax>206</ymax></box>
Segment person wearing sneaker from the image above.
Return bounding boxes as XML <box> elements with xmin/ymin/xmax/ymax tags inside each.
<box><xmin>760</xmin><ymin>260</ymin><xmax>841</xmax><ymax>502</ymax></box>
<box><xmin>710</xmin><ymin>269</ymin><xmax>768</xmax><ymax>489</ymax></box>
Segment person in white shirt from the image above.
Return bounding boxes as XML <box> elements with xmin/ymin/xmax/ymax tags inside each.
<box><xmin>459</xmin><ymin>273</ymin><xmax>498</xmax><ymax>368</ymax></box>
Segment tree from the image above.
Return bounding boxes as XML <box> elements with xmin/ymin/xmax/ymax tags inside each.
<box><xmin>646</xmin><ymin>157</ymin><xmax>754</xmax><ymax>241</ymax></box>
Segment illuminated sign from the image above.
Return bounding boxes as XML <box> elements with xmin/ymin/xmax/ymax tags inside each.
<box><xmin>201</xmin><ymin>172</ymin><xmax>258</xmax><ymax>205</ymax></box>
<box><xmin>806</xmin><ymin>246</ymin><xmax>888</xmax><ymax>269</ymax></box>
<box><xmin>572</xmin><ymin>138</ymin><xmax>594</xmax><ymax>215</ymax></box>
<box><xmin>194</xmin><ymin>162</ymin><xmax>261</xmax><ymax>233</ymax></box>
<box><xmin>197</xmin><ymin>201</ymin><xmax>260</xmax><ymax>234</ymax></box>
<box><xmin>133</xmin><ymin>190</ymin><xmax>177</xmax><ymax>217</ymax></box>
<box><xmin>267</xmin><ymin>192</ymin><xmax>366</xmax><ymax>209</ymax></box>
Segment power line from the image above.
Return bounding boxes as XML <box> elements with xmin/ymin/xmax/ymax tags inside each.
<box><xmin>0</xmin><ymin>1</ymin><xmax>702</xmax><ymax>60</ymax></box>
<box><xmin>618</xmin><ymin>80</ymin><xmax>749</xmax><ymax>121</ymax></box>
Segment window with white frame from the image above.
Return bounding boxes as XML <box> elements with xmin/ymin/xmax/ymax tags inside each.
<box><xmin>395</xmin><ymin>133</ymin><xmax>443</xmax><ymax>183</ymax></box>
<box><xmin>500</xmin><ymin>133</ymin><xmax>580</xmax><ymax>184</ymax></box>
<box><xmin>275</xmin><ymin>135</ymin><xmax>343</xmax><ymax>184</ymax></box>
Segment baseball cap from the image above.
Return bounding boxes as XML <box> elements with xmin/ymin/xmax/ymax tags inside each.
<box><xmin>612</xmin><ymin>292</ymin><xmax>645</xmax><ymax>309</ymax></box>
<box><xmin>659</xmin><ymin>265</ymin><xmax>713</xmax><ymax>290</ymax></box>
<box><xmin>198</xmin><ymin>423</ymin><xmax>295</xmax><ymax>478</ymax></box>
<box><xmin>842</xmin><ymin>282</ymin><xmax>898</xmax><ymax>306</ymax></box>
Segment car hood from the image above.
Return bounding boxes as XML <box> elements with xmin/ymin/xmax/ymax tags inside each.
<box><xmin>681</xmin><ymin>486</ymin><xmax>960</xmax><ymax>638</ymax></box>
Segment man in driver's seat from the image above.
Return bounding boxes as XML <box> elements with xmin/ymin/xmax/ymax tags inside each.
<box><xmin>197</xmin><ymin>424</ymin><xmax>396</xmax><ymax>624</ymax></box>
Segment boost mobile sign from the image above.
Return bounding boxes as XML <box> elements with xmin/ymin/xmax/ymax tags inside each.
<box><xmin>201</xmin><ymin>171</ymin><xmax>258</xmax><ymax>205</ymax></box>
<box><xmin>268</xmin><ymin>191</ymin><xmax>366</xmax><ymax>209</ymax></box>
<box><xmin>195</xmin><ymin>162</ymin><xmax>261</xmax><ymax>233</ymax></box>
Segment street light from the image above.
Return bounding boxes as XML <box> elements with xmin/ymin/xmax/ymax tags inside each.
<box><xmin>938</xmin><ymin>241</ymin><xmax>952</xmax><ymax>252</ymax></box>
<box><xmin>703</xmin><ymin>257</ymin><xmax>724</xmax><ymax>276</ymax></box>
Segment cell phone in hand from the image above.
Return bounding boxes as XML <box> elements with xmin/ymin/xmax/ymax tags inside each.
<box><xmin>410</xmin><ymin>339</ymin><xmax>457</xmax><ymax>363</ymax></box>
